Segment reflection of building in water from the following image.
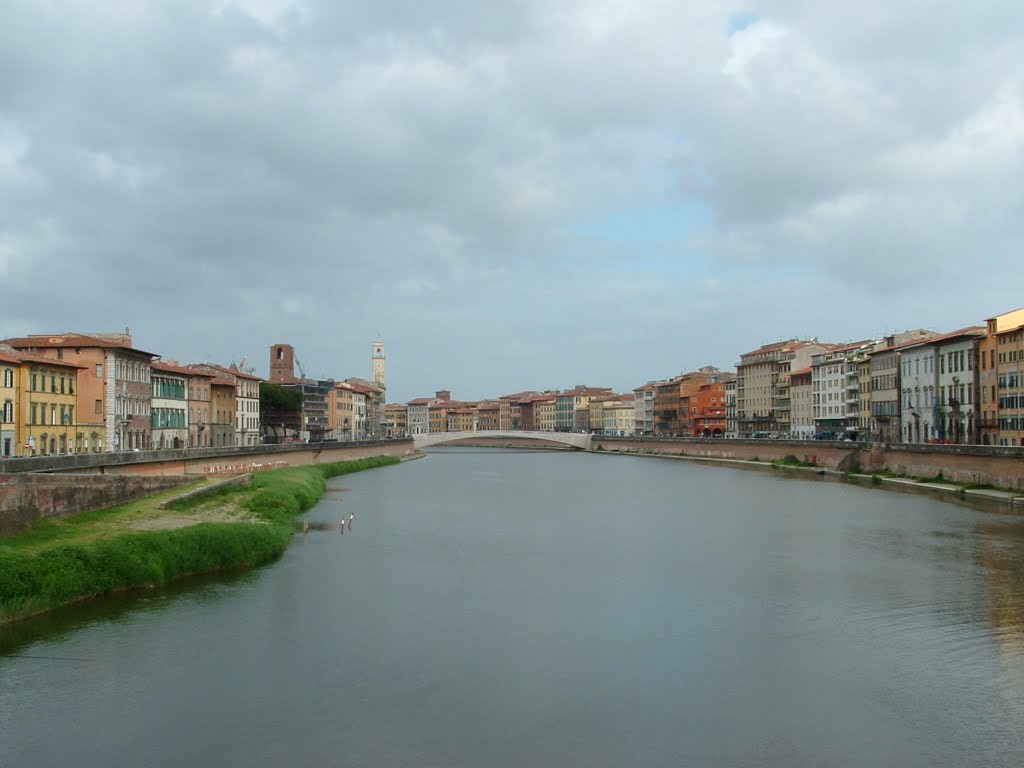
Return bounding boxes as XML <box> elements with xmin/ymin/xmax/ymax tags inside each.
<box><xmin>978</xmin><ymin>520</ymin><xmax>1024</xmax><ymax>660</ymax></box>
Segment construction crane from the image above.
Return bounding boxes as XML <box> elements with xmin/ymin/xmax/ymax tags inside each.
<box><xmin>295</xmin><ymin>355</ymin><xmax>306</xmax><ymax>380</ymax></box>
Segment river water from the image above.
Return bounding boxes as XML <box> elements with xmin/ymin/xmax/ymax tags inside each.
<box><xmin>3</xmin><ymin>449</ymin><xmax>1024</xmax><ymax>767</ymax></box>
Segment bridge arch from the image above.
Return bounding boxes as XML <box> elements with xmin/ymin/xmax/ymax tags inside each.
<box><xmin>413</xmin><ymin>430</ymin><xmax>592</xmax><ymax>451</ymax></box>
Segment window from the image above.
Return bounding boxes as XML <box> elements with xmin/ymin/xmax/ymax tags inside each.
<box><xmin>2</xmin><ymin>369</ymin><xmax>11</xmax><ymax>388</ymax></box>
<box><xmin>95</xmin><ymin>399</ymin><xmax>102</xmax><ymax>414</ymax></box>
<box><xmin>96</xmin><ymin>364</ymin><xmax>103</xmax><ymax>378</ymax></box>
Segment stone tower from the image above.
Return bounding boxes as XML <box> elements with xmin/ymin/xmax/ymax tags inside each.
<box><xmin>270</xmin><ymin>343</ymin><xmax>295</xmax><ymax>382</ymax></box>
<box><xmin>372</xmin><ymin>338</ymin><xmax>386</xmax><ymax>390</ymax></box>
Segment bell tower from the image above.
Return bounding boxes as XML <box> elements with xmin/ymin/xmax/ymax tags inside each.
<box><xmin>372</xmin><ymin>338</ymin><xmax>386</xmax><ymax>390</ymax></box>
<box><xmin>270</xmin><ymin>343</ymin><xmax>295</xmax><ymax>382</ymax></box>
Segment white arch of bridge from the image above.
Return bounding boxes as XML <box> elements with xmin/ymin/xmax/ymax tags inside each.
<box><xmin>413</xmin><ymin>430</ymin><xmax>592</xmax><ymax>451</ymax></box>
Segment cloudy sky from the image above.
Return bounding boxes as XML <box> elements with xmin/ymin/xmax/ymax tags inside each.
<box><xmin>2</xmin><ymin>1</ymin><xmax>1022</xmax><ymax>402</ymax></box>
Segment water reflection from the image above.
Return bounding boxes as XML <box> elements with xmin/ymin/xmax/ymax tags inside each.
<box><xmin>0</xmin><ymin>563</ymin><xmax>268</xmax><ymax>657</ymax></box>
<box><xmin>3</xmin><ymin>451</ymin><xmax>1024</xmax><ymax>768</ymax></box>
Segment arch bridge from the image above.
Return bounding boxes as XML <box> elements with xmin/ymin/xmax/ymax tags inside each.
<box><xmin>413</xmin><ymin>430</ymin><xmax>592</xmax><ymax>451</ymax></box>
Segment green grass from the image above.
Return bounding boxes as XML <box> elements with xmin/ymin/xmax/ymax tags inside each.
<box><xmin>0</xmin><ymin>455</ymin><xmax>400</xmax><ymax>624</ymax></box>
<box><xmin>771</xmin><ymin>454</ymin><xmax>817</xmax><ymax>468</ymax></box>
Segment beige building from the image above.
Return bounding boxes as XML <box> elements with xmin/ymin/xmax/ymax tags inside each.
<box><xmin>736</xmin><ymin>340</ymin><xmax>826</xmax><ymax>437</ymax></box>
<box><xmin>190</xmin><ymin>363</ymin><xmax>263</xmax><ymax>446</ymax></box>
<box><xmin>985</xmin><ymin>307</ymin><xmax>1024</xmax><ymax>446</ymax></box>
<box><xmin>789</xmin><ymin>368</ymin><xmax>814</xmax><ymax>439</ymax></box>
<box><xmin>383</xmin><ymin>403</ymin><xmax>408</xmax><ymax>438</ymax></box>
<box><xmin>603</xmin><ymin>395</ymin><xmax>635</xmax><ymax>435</ymax></box>
<box><xmin>536</xmin><ymin>397</ymin><xmax>556</xmax><ymax>431</ymax></box>
<box><xmin>858</xmin><ymin>357</ymin><xmax>872</xmax><ymax>435</ymax></box>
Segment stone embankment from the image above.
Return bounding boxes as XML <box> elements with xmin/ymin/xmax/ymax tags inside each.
<box><xmin>590</xmin><ymin>436</ymin><xmax>1024</xmax><ymax>502</ymax></box>
<box><xmin>0</xmin><ymin>439</ymin><xmax>415</xmax><ymax>536</ymax></box>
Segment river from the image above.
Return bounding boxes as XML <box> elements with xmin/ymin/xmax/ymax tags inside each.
<box><xmin>3</xmin><ymin>448</ymin><xmax>1024</xmax><ymax>767</ymax></box>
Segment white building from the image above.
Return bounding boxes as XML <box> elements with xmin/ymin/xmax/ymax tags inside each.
<box><xmin>603</xmin><ymin>396</ymin><xmax>635</xmax><ymax>436</ymax></box>
<box><xmin>632</xmin><ymin>382</ymin><xmax>658</xmax><ymax>436</ymax></box>
<box><xmin>812</xmin><ymin>341</ymin><xmax>874</xmax><ymax>438</ymax></box>
<box><xmin>724</xmin><ymin>379</ymin><xmax>737</xmax><ymax>438</ymax></box>
<box><xmin>900</xmin><ymin>327</ymin><xmax>984</xmax><ymax>444</ymax></box>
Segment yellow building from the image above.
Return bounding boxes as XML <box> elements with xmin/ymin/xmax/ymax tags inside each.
<box><xmin>0</xmin><ymin>351</ymin><xmax>20</xmax><ymax>457</ymax></box>
<box><xmin>537</xmin><ymin>398</ymin><xmax>557</xmax><ymax>431</ymax></box>
<box><xmin>987</xmin><ymin>307</ymin><xmax>1024</xmax><ymax>446</ymax></box>
<box><xmin>12</xmin><ymin>351</ymin><xmax>84</xmax><ymax>456</ymax></box>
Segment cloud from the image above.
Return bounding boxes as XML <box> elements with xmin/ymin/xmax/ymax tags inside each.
<box><xmin>1</xmin><ymin>1</ymin><xmax>1022</xmax><ymax>401</ymax></box>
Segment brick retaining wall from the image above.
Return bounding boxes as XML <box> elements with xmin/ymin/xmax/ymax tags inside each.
<box><xmin>0</xmin><ymin>474</ymin><xmax>194</xmax><ymax>537</ymax></box>
<box><xmin>592</xmin><ymin>437</ymin><xmax>1024</xmax><ymax>489</ymax></box>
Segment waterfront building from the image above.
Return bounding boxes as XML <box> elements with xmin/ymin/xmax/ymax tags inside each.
<box><xmin>4</xmin><ymin>331</ymin><xmax>157</xmax><ymax>452</ymax></box>
<box><xmin>724</xmin><ymin>379</ymin><xmax>737</xmax><ymax>439</ymax></box>
<box><xmin>691</xmin><ymin>376</ymin><xmax>733</xmax><ymax>437</ymax></box>
<box><xmin>476</xmin><ymin>401</ymin><xmax>500</xmax><ymax>431</ymax></box>
<box><xmin>345</xmin><ymin>378</ymin><xmax>385</xmax><ymax>438</ymax></box>
<box><xmin>868</xmin><ymin>330</ymin><xmax>939</xmax><ymax>443</ymax></box>
<box><xmin>899</xmin><ymin>327</ymin><xmax>984</xmax><ymax>444</ymax></box>
<box><xmin>189</xmin><ymin>362</ymin><xmax>263</xmax><ymax>446</ymax></box>
<box><xmin>343</xmin><ymin>380</ymin><xmax>381</xmax><ymax>438</ymax></box>
<box><xmin>498</xmin><ymin>392</ymin><xmax>531</xmax><ymax>430</ymax></box>
<box><xmin>182</xmin><ymin>366</ymin><xmax>213</xmax><ymax>448</ymax></box>
<box><xmin>811</xmin><ymin>341</ymin><xmax>874</xmax><ymax>439</ymax></box>
<box><xmin>602</xmin><ymin>395</ymin><xmax>635</xmax><ymax>435</ymax></box>
<box><xmin>736</xmin><ymin>340</ymin><xmax>826</xmax><ymax>437</ymax></box>
<box><xmin>382</xmin><ymin>403</ymin><xmax>408</xmax><ymax>438</ymax></box>
<box><xmin>335</xmin><ymin>381</ymin><xmax>369</xmax><ymax>438</ymax></box>
<box><xmin>857</xmin><ymin>357</ymin><xmax>873</xmax><ymax>438</ymax></box>
<box><xmin>211</xmin><ymin>378</ymin><xmax>237</xmax><ymax>447</ymax></box>
<box><xmin>984</xmin><ymin>307</ymin><xmax>1024</xmax><ymax>446</ymax></box>
<box><xmin>555</xmin><ymin>386</ymin><xmax>611</xmax><ymax>432</ymax></box>
<box><xmin>776</xmin><ymin>344</ymin><xmax>831</xmax><ymax>436</ymax></box>
<box><xmin>632</xmin><ymin>382</ymin><xmax>658</xmax><ymax>436</ymax></box>
<box><xmin>407</xmin><ymin>397</ymin><xmax>433</xmax><ymax>434</ymax></box>
<box><xmin>978</xmin><ymin>328</ymin><xmax>999</xmax><ymax>445</ymax></box>
<box><xmin>0</xmin><ymin>348</ymin><xmax>83</xmax><ymax>457</ymax></box>
<box><xmin>536</xmin><ymin>396</ymin><xmax>556</xmax><ymax>431</ymax></box>
<box><xmin>429</xmin><ymin>395</ymin><xmax>457</xmax><ymax>433</ymax></box>
<box><xmin>331</xmin><ymin>382</ymin><xmax>356</xmax><ymax>438</ymax></box>
<box><xmin>790</xmin><ymin>368</ymin><xmax>814</xmax><ymax>439</ymax></box>
<box><xmin>653</xmin><ymin>379</ymin><xmax>680</xmax><ymax>435</ymax></box>
<box><xmin>447</xmin><ymin>403</ymin><xmax>479</xmax><ymax>432</ymax></box>
<box><xmin>150</xmin><ymin>361</ymin><xmax>189</xmax><ymax>450</ymax></box>
<box><xmin>0</xmin><ymin>351</ymin><xmax>18</xmax><ymax>456</ymax></box>
<box><xmin>656</xmin><ymin>368</ymin><xmax>725</xmax><ymax>436</ymax></box>
<box><xmin>517</xmin><ymin>395</ymin><xmax>540</xmax><ymax>431</ymax></box>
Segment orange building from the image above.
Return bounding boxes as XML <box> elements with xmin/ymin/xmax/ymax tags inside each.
<box><xmin>690</xmin><ymin>376</ymin><xmax>733</xmax><ymax>437</ymax></box>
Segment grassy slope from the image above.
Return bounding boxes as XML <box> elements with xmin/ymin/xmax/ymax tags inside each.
<box><xmin>0</xmin><ymin>456</ymin><xmax>399</xmax><ymax>624</ymax></box>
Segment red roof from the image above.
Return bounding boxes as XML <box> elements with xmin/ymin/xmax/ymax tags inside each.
<box><xmin>189</xmin><ymin>362</ymin><xmax>264</xmax><ymax>381</ymax></box>
<box><xmin>0</xmin><ymin>348</ymin><xmax>85</xmax><ymax>369</ymax></box>
<box><xmin>897</xmin><ymin>326</ymin><xmax>986</xmax><ymax>352</ymax></box>
<box><xmin>153</xmin><ymin>360</ymin><xmax>199</xmax><ymax>376</ymax></box>
<box><xmin>4</xmin><ymin>332</ymin><xmax>158</xmax><ymax>358</ymax></box>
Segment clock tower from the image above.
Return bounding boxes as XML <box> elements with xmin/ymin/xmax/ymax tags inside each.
<box><xmin>372</xmin><ymin>338</ymin><xmax>386</xmax><ymax>390</ymax></box>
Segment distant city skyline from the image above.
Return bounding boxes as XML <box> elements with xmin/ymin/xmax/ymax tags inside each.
<box><xmin>2</xmin><ymin>2</ymin><xmax>1021</xmax><ymax>405</ymax></box>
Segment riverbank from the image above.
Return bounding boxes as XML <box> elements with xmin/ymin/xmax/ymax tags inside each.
<box><xmin>0</xmin><ymin>455</ymin><xmax>401</xmax><ymax>625</ymax></box>
<box><xmin>591</xmin><ymin>447</ymin><xmax>1024</xmax><ymax>507</ymax></box>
